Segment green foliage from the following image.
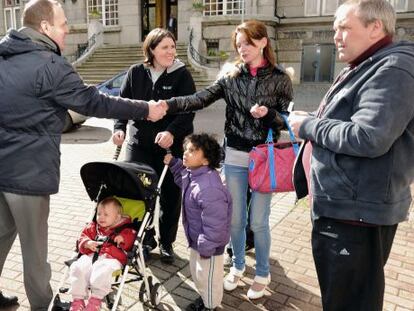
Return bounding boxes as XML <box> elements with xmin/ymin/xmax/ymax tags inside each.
<box><xmin>192</xmin><ymin>1</ymin><xmax>204</xmax><ymax>11</ymax></box>
<box><xmin>89</xmin><ymin>9</ymin><xmax>102</xmax><ymax>19</ymax></box>
<box><xmin>208</xmin><ymin>50</ymin><xmax>229</xmax><ymax>60</ymax></box>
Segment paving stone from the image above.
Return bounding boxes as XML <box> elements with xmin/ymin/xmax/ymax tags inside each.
<box><xmin>1</xmin><ymin>117</ymin><xmax>413</xmax><ymax>311</ymax></box>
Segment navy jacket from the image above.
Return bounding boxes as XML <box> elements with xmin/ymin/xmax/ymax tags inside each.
<box><xmin>0</xmin><ymin>30</ymin><xmax>149</xmax><ymax>195</ymax></box>
<box><xmin>294</xmin><ymin>41</ymin><xmax>414</xmax><ymax>225</ymax></box>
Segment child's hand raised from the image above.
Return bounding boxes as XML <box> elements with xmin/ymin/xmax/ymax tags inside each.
<box><xmin>164</xmin><ymin>153</ymin><xmax>173</xmax><ymax>165</ymax></box>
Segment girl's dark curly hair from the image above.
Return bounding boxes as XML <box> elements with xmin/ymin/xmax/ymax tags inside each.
<box><xmin>184</xmin><ymin>133</ymin><xmax>222</xmax><ymax>169</ymax></box>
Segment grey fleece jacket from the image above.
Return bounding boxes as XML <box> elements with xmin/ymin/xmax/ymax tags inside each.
<box><xmin>294</xmin><ymin>41</ymin><xmax>414</xmax><ymax>225</ymax></box>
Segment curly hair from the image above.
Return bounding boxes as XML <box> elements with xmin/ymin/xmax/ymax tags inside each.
<box><xmin>184</xmin><ymin>133</ymin><xmax>222</xmax><ymax>169</ymax></box>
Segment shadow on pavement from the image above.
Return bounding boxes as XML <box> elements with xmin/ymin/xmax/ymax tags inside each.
<box><xmin>218</xmin><ymin>256</ymin><xmax>322</xmax><ymax>311</ymax></box>
<box><xmin>62</xmin><ymin>125</ymin><xmax>112</xmax><ymax>145</ymax></box>
<box><xmin>0</xmin><ymin>305</ymin><xmax>20</xmax><ymax>311</ymax></box>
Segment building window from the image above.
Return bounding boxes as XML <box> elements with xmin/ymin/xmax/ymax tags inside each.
<box><xmin>301</xmin><ymin>44</ymin><xmax>336</xmax><ymax>83</ymax></box>
<box><xmin>387</xmin><ymin>0</ymin><xmax>408</xmax><ymax>12</ymax></box>
<box><xmin>204</xmin><ymin>0</ymin><xmax>245</xmax><ymax>16</ymax></box>
<box><xmin>87</xmin><ymin>0</ymin><xmax>118</xmax><ymax>26</ymax></box>
<box><xmin>206</xmin><ymin>39</ymin><xmax>219</xmax><ymax>56</ymax></box>
<box><xmin>3</xmin><ymin>0</ymin><xmax>21</xmax><ymax>31</ymax></box>
<box><xmin>304</xmin><ymin>0</ymin><xmax>339</xmax><ymax>16</ymax></box>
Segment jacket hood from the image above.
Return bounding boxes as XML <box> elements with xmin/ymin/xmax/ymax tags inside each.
<box><xmin>0</xmin><ymin>29</ymin><xmax>58</xmax><ymax>58</ymax></box>
<box><xmin>166</xmin><ymin>58</ymin><xmax>185</xmax><ymax>73</ymax></box>
<box><xmin>361</xmin><ymin>40</ymin><xmax>414</xmax><ymax>69</ymax></box>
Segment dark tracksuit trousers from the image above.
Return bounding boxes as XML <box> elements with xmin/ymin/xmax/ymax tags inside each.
<box><xmin>312</xmin><ymin>217</ymin><xmax>397</xmax><ymax>311</ymax></box>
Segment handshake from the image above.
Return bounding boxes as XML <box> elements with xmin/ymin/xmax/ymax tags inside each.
<box><xmin>147</xmin><ymin>100</ymin><xmax>168</xmax><ymax>122</ymax></box>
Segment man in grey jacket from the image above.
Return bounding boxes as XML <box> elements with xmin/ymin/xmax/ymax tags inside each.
<box><xmin>0</xmin><ymin>0</ymin><xmax>166</xmax><ymax>309</ymax></box>
<box><xmin>289</xmin><ymin>0</ymin><xmax>414</xmax><ymax>310</ymax></box>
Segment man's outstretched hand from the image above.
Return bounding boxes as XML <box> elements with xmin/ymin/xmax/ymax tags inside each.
<box><xmin>147</xmin><ymin>100</ymin><xmax>168</xmax><ymax>122</ymax></box>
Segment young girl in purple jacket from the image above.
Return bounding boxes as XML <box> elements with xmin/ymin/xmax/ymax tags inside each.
<box><xmin>164</xmin><ymin>133</ymin><xmax>232</xmax><ymax>311</ymax></box>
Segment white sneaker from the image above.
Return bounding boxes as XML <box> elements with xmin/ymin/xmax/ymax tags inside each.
<box><xmin>223</xmin><ymin>267</ymin><xmax>245</xmax><ymax>291</ymax></box>
<box><xmin>247</xmin><ymin>275</ymin><xmax>271</xmax><ymax>300</ymax></box>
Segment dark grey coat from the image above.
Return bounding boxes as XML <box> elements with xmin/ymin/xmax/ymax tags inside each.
<box><xmin>0</xmin><ymin>30</ymin><xmax>150</xmax><ymax>195</ymax></box>
<box><xmin>294</xmin><ymin>41</ymin><xmax>414</xmax><ymax>225</ymax></box>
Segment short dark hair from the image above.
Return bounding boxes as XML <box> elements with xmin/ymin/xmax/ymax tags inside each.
<box><xmin>23</xmin><ymin>0</ymin><xmax>60</xmax><ymax>30</ymax></box>
<box><xmin>142</xmin><ymin>28</ymin><xmax>176</xmax><ymax>66</ymax></box>
<box><xmin>184</xmin><ymin>133</ymin><xmax>222</xmax><ymax>169</ymax></box>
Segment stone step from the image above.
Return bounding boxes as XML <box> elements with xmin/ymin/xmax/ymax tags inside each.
<box><xmin>76</xmin><ymin>43</ymin><xmax>214</xmax><ymax>88</ymax></box>
<box><xmin>79</xmin><ymin>71</ymin><xmax>208</xmax><ymax>80</ymax></box>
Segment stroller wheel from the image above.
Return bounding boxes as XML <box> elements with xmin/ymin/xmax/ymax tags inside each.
<box><xmin>150</xmin><ymin>282</ymin><xmax>162</xmax><ymax>307</ymax></box>
<box><xmin>139</xmin><ymin>276</ymin><xmax>153</xmax><ymax>302</ymax></box>
<box><xmin>105</xmin><ymin>289</ymin><xmax>121</xmax><ymax>310</ymax></box>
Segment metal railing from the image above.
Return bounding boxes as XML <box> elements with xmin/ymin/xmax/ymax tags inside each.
<box><xmin>71</xmin><ymin>32</ymin><xmax>101</xmax><ymax>66</ymax></box>
<box><xmin>76</xmin><ymin>32</ymin><xmax>98</xmax><ymax>59</ymax></box>
<box><xmin>188</xmin><ymin>28</ymin><xmax>223</xmax><ymax>68</ymax></box>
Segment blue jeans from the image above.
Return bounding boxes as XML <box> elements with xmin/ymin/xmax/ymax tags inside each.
<box><xmin>224</xmin><ymin>164</ymin><xmax>272</xmax><ymax>277</ymax></box>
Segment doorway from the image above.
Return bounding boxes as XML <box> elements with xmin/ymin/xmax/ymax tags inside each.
<box><xmin>301</xmin><ymin>44</ymin><xmax>336</xmax><ymax>83</ymax></box>
<box><xmin>141</xmin><ymin>0</ymin><xmax>178</xmax><ymax>41</ymax></box>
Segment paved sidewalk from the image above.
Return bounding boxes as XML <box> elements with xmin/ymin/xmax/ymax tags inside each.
<box><xmin>1</xmin><ymin>118</ymin><xmax>413</xmax><ymax>310</ymax></box>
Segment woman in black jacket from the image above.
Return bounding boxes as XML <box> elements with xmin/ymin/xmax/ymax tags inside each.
<box><xmin>163</xmin><ymin>20</ymin><xmax>293</xmax><ymax>301</ymax></box>
<box><xmin>112</xmin><ymin>28</ymin><xmax>196</xmax><ymax>264</ymax></box>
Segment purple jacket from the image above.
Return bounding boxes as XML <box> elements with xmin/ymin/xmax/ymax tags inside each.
<box><xmin>169</xmin><ymin>158</ymin><xmax>232</xmax><ymax>257</ymax></box>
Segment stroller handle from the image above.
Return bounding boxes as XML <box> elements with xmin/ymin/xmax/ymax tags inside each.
<box><xmin>153</xmin><ymin>147</ymin><xmax>171</xmax><ymax>243</ymax></box>
<box><xmin>113</xmin><ymin>145</ymin><xmax>122</xmax><ymax>161</ymax></box>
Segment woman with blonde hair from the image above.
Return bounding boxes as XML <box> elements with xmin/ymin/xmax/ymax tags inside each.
<box><xmin>162</xmin><ymin>20</ymin><xmax>293</xmax><ymax>302</ymax></box>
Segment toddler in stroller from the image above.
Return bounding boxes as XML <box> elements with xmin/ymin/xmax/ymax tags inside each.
<box><xmin>52</xmin><ymin>160</ymin><xmax>164</xmax><ymax>311</ymax></box>
<box><xmin>69</xmin><ymin>197</ymin><xmax>136</xmax><ymax>311</ymax></box>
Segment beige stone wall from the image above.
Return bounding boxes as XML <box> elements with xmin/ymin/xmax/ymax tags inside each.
<box><xmin>117</xmin><ymin>0</ymin><xmax>140</xmax><ymax>44</ymax></box>
<box><xmin>276</xmin><ymin>15</ymin><xmax>414</xmax><ymax>84</ymax></box>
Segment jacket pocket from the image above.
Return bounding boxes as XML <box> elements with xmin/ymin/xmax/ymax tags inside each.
<box><xmin>312</xmin><ymin>149</ymin><xmax>356</xmax><ymax>199</ymax></box>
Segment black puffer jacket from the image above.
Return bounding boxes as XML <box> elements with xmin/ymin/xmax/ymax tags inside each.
<box><xmin>114</xmin><ymin>62</ymin><xmax>195</xmax><ymax>156</ymax></box>
<box><xmin>0</xmin><ymin>30</ymin><xmax>150</xmax><ymax>195</ymax></box>
<box><xmin>167</xmin><ymin>63</ymin><xmax>293</xmax><ymax>151</ymax></box>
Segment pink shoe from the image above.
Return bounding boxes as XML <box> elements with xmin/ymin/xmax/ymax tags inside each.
<box><xmin>69</xmin><ymin>299</ymin><xmax>85</xmax><ymax>311</ymax></box>
<box><xmin>85</xmin><ymin>297</ymin><xmax>102</xmax><ymax>311</ymax></box>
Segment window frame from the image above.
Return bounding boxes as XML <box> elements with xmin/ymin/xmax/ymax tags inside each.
<box><xmin>87</xmin><ymin>0</ymin><xmax>119</xmax><ymax>27</ymax></box>
<box><xmin>321</xmin><ymin>0</ymin><xmax>339</xmax><ymax>16</ymax></box>
<box><xmin>3</xmin><ymin>5</ymin><xmax>20</xmax><ymax>31</ymax></box>
<box><xmin>304</xmin><ymin>0</ymin><xmax>321</xmax><ymax>17</ymax></box>
<box><xmin>203</xmin><ymin>0</ymin><xmax>245</xmax><ymax>17</ymax></box>
<box><xmin>304</xmin><ymin>0</ymin><xmax>339</xmax><ymax>17</ymax></box>
<box><xmin>387</xmin><ymin>0</ymin><xmax>408</xmax><ymax>12</ymax></box>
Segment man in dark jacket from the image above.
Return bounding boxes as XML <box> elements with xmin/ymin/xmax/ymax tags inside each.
<box><xmin>0</xmin><ymin>0</ymin><xmax>166</xmax><ymax>309</ymax></box>
<box><xmin>288</xmin><ymin>1</ymin><xmax>414</xmax><ymax>310</ymax></box>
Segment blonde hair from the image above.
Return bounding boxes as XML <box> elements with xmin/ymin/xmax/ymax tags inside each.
<box><xmin>98</xmin><ymin>197</ymin><xmax>122</xmax><ymax>213</ymax></box>
<box><xmin>338</xmin><ymin>0</ymin><xmax>396</xmax><ymax>36</ymax></box>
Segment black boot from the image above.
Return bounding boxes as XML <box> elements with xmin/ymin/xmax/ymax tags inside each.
<box><xmin>159</xmin><ymin>244</ymin><xmax>175</xmax><ymax>264</ymax></box>
<box><xmin>0</xmin><ymin>291</ymin><xmax>18</xmax><ymax>308</ymax></box>
<box><xmin>186</xmin><ymin>297</ymin><xmax>215</xmax><ymax>311</ymax></box>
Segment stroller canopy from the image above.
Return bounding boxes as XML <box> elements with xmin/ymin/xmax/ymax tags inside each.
<box><xmin>80</xmin><ymin>161</ymin><xmax>158</xmax><ymax>202</ymax></box>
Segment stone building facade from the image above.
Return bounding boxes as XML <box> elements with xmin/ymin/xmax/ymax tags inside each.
<box><xmin>1</xmin><ymin>0</ymin><xmax>413</xmax><ymax>84</ymax></box>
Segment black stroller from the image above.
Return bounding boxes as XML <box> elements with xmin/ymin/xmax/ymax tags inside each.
<box><xmin>52</xmin><ymin>159</ymin><xmax>167</xmax><ymax>310</ymax></box>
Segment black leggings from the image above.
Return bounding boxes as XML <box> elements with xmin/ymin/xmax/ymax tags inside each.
<box><xmin>125</xmin><ymin>145</ymin><xmax>181</xmax><ymax>246</ymax></box>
